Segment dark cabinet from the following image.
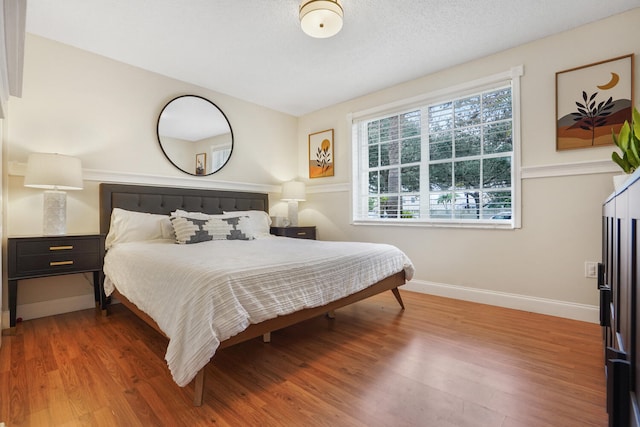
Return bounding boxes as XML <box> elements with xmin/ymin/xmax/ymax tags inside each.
<box><xmin>602</xmin><ymin>172</ymin><xmax>640</xmax><ymax>427</ymax></box>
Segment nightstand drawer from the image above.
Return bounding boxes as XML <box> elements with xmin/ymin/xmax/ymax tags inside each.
<box><xmin>15</xmin><ymin>237</ymin><xmax>100</xmax><ymax>257</ymax></box>
<box><xmin>270</xmin><ymin>226</ymin><xmax>316</xmax><ymax>240</ymax></box>
<box><xmin>14</xmin><ymin>252</ymin><xmax>101</xmax><ymax>276</ymax></box>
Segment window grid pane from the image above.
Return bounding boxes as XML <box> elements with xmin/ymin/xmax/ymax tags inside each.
<box><xmin>356</xmin><ymin>82</ymin><xmax>514</xmax><ymax>224</ymax></box>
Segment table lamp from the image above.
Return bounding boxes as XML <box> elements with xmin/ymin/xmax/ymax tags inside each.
<box><xmin>281</xmin><ymin>181</ymin><xmax>306</xmax><ymax>227</ymax></box>
<box><xmin>24</xmin><ymin>153</ymin><xmax>83</xmax><ymax>235</ymax></box>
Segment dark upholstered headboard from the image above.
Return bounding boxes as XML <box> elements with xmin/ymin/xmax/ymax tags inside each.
<box><xmin>99</xmin><ymin>183</ymin><xmax>269</xmax><ymax>236</ymax></box>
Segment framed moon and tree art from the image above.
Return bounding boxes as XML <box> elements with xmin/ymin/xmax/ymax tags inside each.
<box><xmin>556</xmin><ymin>54</ymin><xmax>634</xmax><ymax>150</ymax></box>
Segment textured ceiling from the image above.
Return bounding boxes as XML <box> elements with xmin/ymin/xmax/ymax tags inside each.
<box><xmin>25</xmin><ymin>1</ymin><xmax>639</xmax><ymax>116</ymax></box>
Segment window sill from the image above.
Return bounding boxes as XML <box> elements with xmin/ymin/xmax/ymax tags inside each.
<box><xmin>351</xmin><ymin>219</ymin><xmax>517</xmax><ymax>230</ymax></box>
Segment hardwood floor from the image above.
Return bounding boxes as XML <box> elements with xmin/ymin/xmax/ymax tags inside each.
<box><xmin>0</xmin><ymin>291</ymin><xmax>606</xmax><ymax>426</ymax></box>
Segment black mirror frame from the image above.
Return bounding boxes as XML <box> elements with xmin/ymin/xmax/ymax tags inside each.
<box><xmin>156</xmin><ymin>95</ymin><xmax>234</xmax><ymax>176</ymax></box>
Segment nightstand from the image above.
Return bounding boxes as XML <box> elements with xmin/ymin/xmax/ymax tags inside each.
<box><xmin>270</xmin><ymin>226</ymin><xmax>316</xmax><ymax>240</ymax></box>
<box><xmin>7</xmin><ymin>234</ymin><xmax>104</xmax><ymax>328</ymax></box>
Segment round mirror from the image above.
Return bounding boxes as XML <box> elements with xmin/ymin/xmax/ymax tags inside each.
<box><xmin>157</xmin><ymin>95</ymin><xmax>233</xmax><ymax>176</ymax></box>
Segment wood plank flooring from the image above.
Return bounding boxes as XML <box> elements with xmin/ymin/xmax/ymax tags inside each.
<box><xmin>0</xmin><ymin>290</ymin><xmax>607</xmax><ymax>426</ymax></box>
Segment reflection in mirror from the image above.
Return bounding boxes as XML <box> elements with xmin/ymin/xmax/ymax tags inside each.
<box><xmin>157</xmin><ymin>95</ymin><xmax>233</xmax><ymax>176</ymax></box>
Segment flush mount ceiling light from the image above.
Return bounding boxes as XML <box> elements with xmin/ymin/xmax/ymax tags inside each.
<box><xmin>299</xmin><ymin>0</ymin><xmax>343</xmax><ymax>39</ymax></box>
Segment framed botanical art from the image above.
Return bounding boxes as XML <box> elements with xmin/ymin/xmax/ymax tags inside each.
<box><xmin>308</xmin><ymin>129</ymin><xmax>334</xmax><ymax>178</ymax></box>
<box><xmin>556</xmin><ymin>54</ymin><xmax>634</xmax><ymax>150</ymax></box>
<box><xmin>195</xmin><ymin>152</ymin><xmax>206</xmax><ymax>175</ymax></box>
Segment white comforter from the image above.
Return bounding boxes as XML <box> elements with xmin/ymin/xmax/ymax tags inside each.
<box><xmin>103</xmin><ymin>236</ymin><xmax>414</xmax><ymax>387</ymax></box>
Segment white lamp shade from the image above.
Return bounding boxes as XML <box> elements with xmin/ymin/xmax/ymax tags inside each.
<box><xmin>281</xmin><ymin>181</ymin><xmax>306</xmax><ymax>201</ymax></box>
<box><xmin>24</xmin><ymin>153</ymin><xmax>84</xmax><ymax>190</ymax></box>
<box><xmin>300</xmin><ymin>0</ymin><xmax>343</xmax><ymax>38</ymax></box>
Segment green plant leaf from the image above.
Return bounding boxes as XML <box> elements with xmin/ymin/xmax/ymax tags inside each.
<box><xmin>613</xmin><ymin>152</ymin><xmax>631</xmax><ymax>173</ymax></box>
<box><xmin>613</xmin><ymin>129</ymin><xmax>621</xmax><ymax>148</ymax></box>
<box><xmin>630</xmin><ymin>130</ymin><xmax>640</xmax><ymax>161</ymax></box>
<box><xmin>628</xmin><ymin>144</ymin><xmax>640</xmax><ymax>169</ymax></box>
<box><xmin>633</xmin><ymin>107</ymin><xmax>640</xmax><ymax>137</ymax></box>
<box><xmin>619</xmin><ymin>121</ymin><xmax>631</xmax><ymax>151</ymax></box>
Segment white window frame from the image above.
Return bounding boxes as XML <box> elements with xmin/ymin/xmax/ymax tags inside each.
<box><xmin>350</xmin><ymin>66</ymin><xmax>523</xmax><ymax>229</ymax></box>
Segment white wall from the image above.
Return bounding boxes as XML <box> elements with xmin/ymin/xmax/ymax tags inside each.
<box><xmin>1</xmin><ymin>34</ymin><xmax>299</xmax><ymax>319</ymax></box>
<box><xmin>296</xmin><ymin>9</ymin><xmax>640</xmax><ymax>321</ymax></box>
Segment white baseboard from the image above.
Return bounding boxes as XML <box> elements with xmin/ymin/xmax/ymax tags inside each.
<box><xmin>1</xmin><ymin>294</ymin><xmax>96</xmax><ymax>329</ymax></box>
<box><xmin>1</xmin><ymin>280</ymin><xmax>599</xmax><ymax>330</ymax></box>
<box><xmin>401</xmin><ymin>279</ymin><xmax>599</xmax><ymax>323</ymax></box>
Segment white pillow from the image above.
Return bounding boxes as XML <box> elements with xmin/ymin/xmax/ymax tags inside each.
<box><xmin>172</xmin><ymin>209</ymin><xmax>271</xmax><ymax>239</ymax></box>
<box><xmin>170</xmin><ymin>214</ymin><xmax>253</xmax><ymax>244</ymax></box>
<box><xmin>171</xmin><ymin>209</ymin><xmax>212</xmax><ymax>220</ymax></box>
<box><xmin>105</xmin><ymin>208</ymin><xmax>174</xmax><ymax>249</ymax></box>
<box><xmin>223</xmin><ymin>210</ymin><xmax>272</xmax><ymax>238</ymax></box>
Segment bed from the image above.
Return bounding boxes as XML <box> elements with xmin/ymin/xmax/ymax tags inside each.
<box><xmin>98</xmin><ymin>183</ymin><xmax>414</xmax><ymax>405</ymax></box>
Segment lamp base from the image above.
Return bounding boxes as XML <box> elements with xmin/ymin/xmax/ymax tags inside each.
<box><xmin>287</xmin><ymin>201</ymin><xmax>299</xmax><ymax>227</ymax></box>
<box><xmin>43</xmin><ymin>190</ymin><xmax>67</xmax><ymax>235</ymax></box>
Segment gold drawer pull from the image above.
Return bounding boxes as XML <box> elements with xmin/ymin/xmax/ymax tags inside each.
<box><xmin>50</xmin><ymin>245</ymin><xmax>73</xmax><ymax>251</ymax></box>
<box><xmin>296</xmin><ymin>232</ymin><xmax>307</xmax><ymax>236</ymax></box>
<box><xmin>50</xmin><ymin>260</ymin><xmax>74</xmax><ymax>266</ymax></box>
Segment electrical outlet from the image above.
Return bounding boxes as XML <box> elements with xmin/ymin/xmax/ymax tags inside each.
<box><xmin>585</xmin><ymin>261</ymin><xmax>598</xmax><ymax>279</ymax></box>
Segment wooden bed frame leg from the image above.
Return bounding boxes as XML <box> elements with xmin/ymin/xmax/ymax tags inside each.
<box><xmin>193</xmin><ymin>368</ymin><xmax>205</xmax><ymax>406</ymax></box>
<box><xmin>391</xmin><ymin>287</ymin><xmax>405</xmax><ymax>309</ymax></box>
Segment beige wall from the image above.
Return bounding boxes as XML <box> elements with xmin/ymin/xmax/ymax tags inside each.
<box><xmin>296</xmin><ymin>9</ymin><xmax>640</xmax><ymax>318</ymax></box>
<box><xmin>3</xmin><ymin>9</ymin><xmax>640</xmax><ymax>323</ymax></box>
<box><xmin>2</xmin><ymin>34</ymin><xmax>299</xmax><ymax>315</ymax></box>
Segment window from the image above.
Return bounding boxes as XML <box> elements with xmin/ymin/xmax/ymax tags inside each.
<box><xmin>352</xmin><ymin>67</ymin><xmax>522</xmax><ymax>228</ymax></box>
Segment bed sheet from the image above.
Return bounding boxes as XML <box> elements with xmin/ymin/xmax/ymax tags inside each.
<box><xmin>103</xmin><ymin>237</ymin><xmax>414</xmax><ymax>386</ymax></box>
